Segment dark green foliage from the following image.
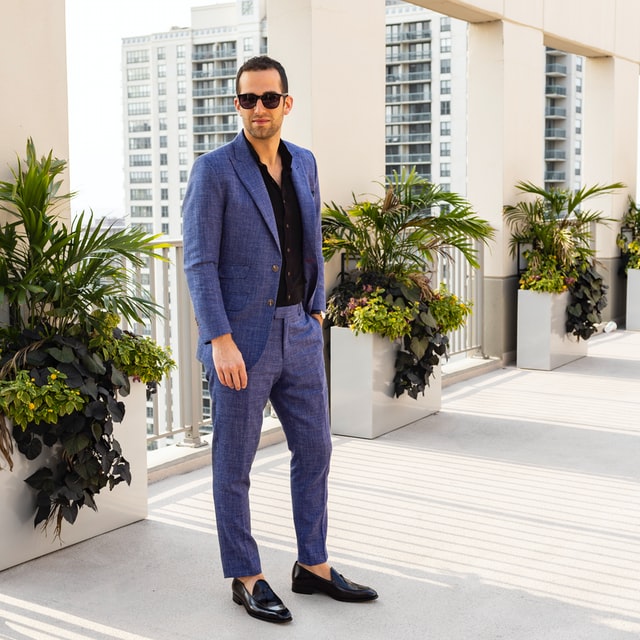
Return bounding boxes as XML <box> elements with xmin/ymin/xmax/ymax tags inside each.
<box><xmin>566</xmin><ymin>261</ymin><xmax>608</xmax><ymax>340</ymax></box>
<box><xmin>3</xmin><ymin>326</ymin><xmax>132</xmax><ymax>537</ymax></box>
<box><xmin>327</xmin><ymin>271</ymin><xmax>447</xmax><ymax>399</ymax></box>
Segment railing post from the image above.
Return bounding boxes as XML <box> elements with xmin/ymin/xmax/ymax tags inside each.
<box><xmin>175</xmin><ymin>244</ymin><xmax>208</xmax><ymax>448</ymax></box>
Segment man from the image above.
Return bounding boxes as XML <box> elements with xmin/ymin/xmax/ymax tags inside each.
<box><xmin>183</xmin><ymin>55</ymin><xmax>377</xmax><ymax>623</ymax></box>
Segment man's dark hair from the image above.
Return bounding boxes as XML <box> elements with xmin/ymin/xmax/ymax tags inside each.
<box><xmin>235</xmin><ymin>55</ymin><xmax>288</xmax><ymax>94</ymax></box>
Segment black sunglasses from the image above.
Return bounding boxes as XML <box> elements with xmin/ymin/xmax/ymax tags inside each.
<box><xmin>236</xmin><ymin>92</ymin><xmax>288</xmax><ymax>109</ymax></box>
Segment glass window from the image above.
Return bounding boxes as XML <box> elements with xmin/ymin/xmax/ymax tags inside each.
<box><xmin>440</xmin><ymin>101</ymin><xmax>451</xmax><ymax>115</ymax></box>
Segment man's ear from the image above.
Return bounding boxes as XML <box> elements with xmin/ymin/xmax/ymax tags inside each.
<box><xmin>284</xmin><ymin>95</ymin><xmax>293</xmax><ymax>115</ymax></box>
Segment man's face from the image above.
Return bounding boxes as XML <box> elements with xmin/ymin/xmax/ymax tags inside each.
<box><xmin>234</xmin><ymin>68</ymin><xmax>292</xmax><ymax>143</ymax></box>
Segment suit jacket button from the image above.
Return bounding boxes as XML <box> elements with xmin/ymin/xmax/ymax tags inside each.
<box><xmin>272</xmin><ymin>264</ymin><xmax>279</xmax><ymax>272</ymax></box>
<box><xmin>267</xmin><ymin>299</ymin><xmax>275</xmax><ymax>306</ymax></box>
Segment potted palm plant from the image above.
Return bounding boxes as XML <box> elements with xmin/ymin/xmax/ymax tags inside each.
<box><xmin>504</xmin><ymin>180</ymin><xmax>623</xmax><ymax>370</ymax></box>
<box><xmin>616</xmin><ymin>196</ymin><xmax>640</xmax><ymax>330</ymax></box>
<box><xmin>322</xmin><ymin>167</ymin><xmax>494</xmax><ymax>438</ymax></box>
<box><xmin>0</xmin><ymin>139</ymin><xmax>174</xmax><ymax>570</ymax></box>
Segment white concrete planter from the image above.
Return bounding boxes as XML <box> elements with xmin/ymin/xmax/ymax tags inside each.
<box><xmin>330</xmin><ymin>326</ymin><xmax>441</xmax><ymax>439</ymax></box>
<box><xmin>625</xmin><ymin>268</ymin><xmax>640</xmax><ymax>331</ymax></box>
<box><xmin>516</xmin><ymin>289</ymin><xmax>587</xmax><ymax>370</ymax></box>
<box><xmin>0</xmin><ymin>380</ymin><xmax>148</xmax><ymax>572</ymax></box>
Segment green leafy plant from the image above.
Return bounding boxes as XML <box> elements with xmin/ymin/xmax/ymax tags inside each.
<box><xmin>566</xmin><ymin>259</ymin><xmax>608</xmax><ymax>340</ymax></box>
<box><xmin>0</xmin><ymin>139</ymin><xmax>175</xmax><ymax>537</ymax></box>
<box><xmin>518</xmin><ymin>252</ymin><xmax>576</xmax><ymax>293</ymax></box>
<box><xmin>323</xmin><ymin>167</ymin><xmax>494</xmax><ymax>399</ymax></box>
<box><xmin>504</xmin><ymin>180</ymin><xmax>623</xmax><ymax>339</ymax></box>
<box><xmin>428</xmin><ymin>283</ymin><xmax>473</xmax><ymax>334</ymax></box>
<box><xmin>347</xmin><ymin>288</ymin><xmax>418</xmax><ymax>341</ymax></box>
<box><xmin>617</xmin><ymin>197</ymin><xmax>640</xmax><ymax>272</ymax></box>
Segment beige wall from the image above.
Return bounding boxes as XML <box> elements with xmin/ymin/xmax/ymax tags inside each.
<box><xmin>0</xmin><ymin>0</ymin><xmax>70</xmax><ymax>222</ymax></box>
<box><xmin>268</xmin><ymin>0</ymin><xmax>387</xmax><ymax>287</ymax></box>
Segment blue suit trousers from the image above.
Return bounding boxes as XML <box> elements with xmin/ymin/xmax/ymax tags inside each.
<box><xmin>208</xmin><ymin>303</ymin><xmax>332</xmax><ymax>578</ymax></box>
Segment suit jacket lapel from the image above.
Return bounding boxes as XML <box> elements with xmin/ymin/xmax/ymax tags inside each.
<box><xmin>229</xmin><ymin>134</ymin><xmax>280</xmax><ymax>248</ymax></box>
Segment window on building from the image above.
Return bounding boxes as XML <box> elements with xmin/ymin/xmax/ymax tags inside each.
<box><xmin>180</xmin><ymin>187</ymin><xmax>187</xmax><ymax>200</ymax></box>
<box><xmin>127</xmin><ymin>67</ymin><xmax>150</xmax><ymax>81</ymax></box>
<box><xmin>129</xmin><ymin>137</ymin><xmax>151</xmax><ymax>150</ymax></box>
<box><xmin>161</xmin><ymin>188</ymin><xmax>169</xmax><ymax>200</ymax></box>
<box><xmin>244</xmin><ymin>37</ymin><xmax>253</xmax><ymax>52</ymax></box>
<box><xmin>161</xmin><ymin>205</ymin><xmax>169</xmax><ymax>218</ymax></box>
<box><xmin>160</xmin><ymin>170</ymin><xmax>168</xmax><ymax>183</ymax></box>
<box><xmin>129</xmin><ymin>120</ymin><xmax>151</xmax><ymax>133</ymax></box>
<box><xmin>157</xmin><ymin>46</ymin><xmax>165</xmax><ymax>60</ymax></box>
<box><xmin>177</xmin><ymin>44</ymin><xmax>185</xmax><ymax>58</ymax></box>
<box><xmin>440</xmin><ymin>121</ymin><xmax>451</xmax><ymax>136</ymax></box>
<box><xmin>177</xmin><ymin>62</ymin><xmax>186</xmax><ymax>76</ymax></box>
<box><xmin>179</xmin><ymin>135</ymin><xmax>188</xmax><ymax>148</ymax></box>
<box><xmin>440</xmin><ymin>163</ymin><xmax>451</xmax><ymax>177</ymax></box>
<box><xmin>180</xmin><ymin>170</ymin><xmax>188</xmax><ymax>182</ymax></box>
<box><xmin>576</xmin><ymin>77</ymin><xmax>582</xmax><ymax>93</ymax></box>
<box><xmin>158</xmin><ymin>118</ymin><xmax>167</xmax><ymax>131</ymax></box>
<box><xmin>440</xmin><ymin>58</ymin><xmax>451</xmax><ymax>74</ymax></box>
<box><xmin>129</xmin><ymin>154</ymin><xmax>152</xmax><ymax>166</ymax></box>
<box><xmin>157</xmin><ymin>82</ymin><xmax>166</xmax><ymax>96</ymax></box>
<box><xmin>178</xmin><ymin>81</ymin><xmax>186</xmax><ymax>95</ymax></box>
<box><xmin>440</xmin><ymin>141</ymin><xmax>451</xmax><ymax>157</ymax></box>
<box><xmin>386</xmin><ymin>24</ymin><xmax>400</xmax><ymax>43</ymax></box>
<box><xmin>131</xmin><ymin>206</ymin><xmax>153</xmax><ymax>217</ymax></box>
<box><xmin>128</xmin><ymin>102</ymin><xmax>151</xmax><ymax>116</ymax></box>
<box><xmin>178</xmin><ymin>116</ymin><xmax>187</xmax><ymax>130</ymax></box>
<box><xmin>129</xmin><ymin>171</ymin><xmax>152</xmax><ymax>183</ymax></box>
<box><xmin>162</xmin><ymin>223</ymin><xmax>170</xmax><ymax>235</ymax></box>
<box><xmin>134</xmin><ymin>223</ymin><xmax>154</xmax><ymax>234</ymax></box>
<box><xmin>440</xmin><ymin>37</ymin><xmax>451</xmax><ymax>53</ymax></box>
<box><xmin>159</xmin><ymin>136</ymin><xmax>167</xmax><ymax>148</ymax></box>
<box><xmin>130</xmin><ymin>189</ymin><xmax>153</xmax><ymax>200</ymax></box>
<box><xmin>157</xmin><ymin>64</ymin><xmax>166</xmax><ymax>78</ymax></box>
<box><xmin>126</xmin><ymin>50</ymin><xmax>149</xmax><ymax>64</ymax></box>
<box><xmin>440</xmin><ymin>101</ymin><xmax>451</xmax><ymax>115</ymax></box>
<box><xmin>440</xmin><ymin>16</ymin><xmax>451</xmax><ymax>32</ymax></box>
<box><xmin>128</xmin><ymin>85</ymin><xmax>150</xmax><ymax>99</ymax></box>
<box><xmin>160</xmin><ymin>153</ymin><xmax>168</xmax><ymax>166</ymax></box>
<box><xmin>440</xmin><ymin>79</ymin><xmax>451</xmax><ymax>95</ymax></box>
<box><xmin>179</xmin><ymin>152</ymin><xmax>188</xmax><ymax>166</ymax></box>
<box><xmin>158</xmin><ymin>100</ymin><xmax>167</xmax><ymax>113</ymax></box>
<box><xmin>178</xmin><ymin>99</ymin><xmax>186</xmax><ymax>112</ymax></box>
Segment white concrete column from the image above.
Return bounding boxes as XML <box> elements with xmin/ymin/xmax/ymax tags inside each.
<box><xmin>266</xmin><ymin>0</ymin><xmax>386</xmax><ymax>206</ymax></box>
<box><xmin>466</xmin><ymin>20</ymin><xmax>545</xmax><ymax>360</ymax></box>
<box><xmin>582</xmin><ymin>55</ymin><xmax>639</xmax><ymax>321</ymax></box>
<box><xmin>583</xmin><ymin>56</ymin><xmax>638</xmax><ymax>254</ymax></box>
<box><xmin>0</xmin><ymin>0</ymin><xmax>69</xmax><ymax>202</ymax></box>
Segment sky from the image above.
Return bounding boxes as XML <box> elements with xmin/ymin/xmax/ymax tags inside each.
<box><xmin>65</xmin><ymin>0</ymin><xmax>218</xmax><ymax>218</ymax></box>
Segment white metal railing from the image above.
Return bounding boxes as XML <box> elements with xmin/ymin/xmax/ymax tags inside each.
<box><xmin>129</xmin><ymin>240</ymin><xmax>209</xmax><ymax>450</ymax></box>
<box><xmin>432</xmin><ymin>243</ymin><xmax>484</xmax><ymax>358</ymax></box>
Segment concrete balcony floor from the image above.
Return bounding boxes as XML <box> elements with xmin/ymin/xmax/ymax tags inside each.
<box><xmin>1</xmin><ymin>330</ymin><xmax>639</xmax><ymax>639</ymax></box>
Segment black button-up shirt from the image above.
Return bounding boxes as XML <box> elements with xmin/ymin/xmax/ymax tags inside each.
<box><xmin>245</xmin><ymin>134</ymin><xmax>304</xmax><ymax>307</ymax></box>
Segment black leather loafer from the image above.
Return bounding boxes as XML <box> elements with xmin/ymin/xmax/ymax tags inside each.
<box><xmin>291</xmin><ymin>562</ymin><xmax>378</xmax><ymax>602</ymax></box>
<box><xmin>231</xmin><ymin>578</ymin><xmax>292</xmax><ymax>623</ymax></box>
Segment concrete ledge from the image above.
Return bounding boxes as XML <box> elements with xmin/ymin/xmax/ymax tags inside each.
<box><xmin>442</xmin><ymin>354</ymin><xmax>502</xmax><ymax>387</ymax></box>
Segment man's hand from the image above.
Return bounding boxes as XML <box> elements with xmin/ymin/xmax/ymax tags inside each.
<box><xmin>211</xmin><ymin>334</ymin><xmax>248</xmax><ymax>390</ymax></box>
<box><xmin>311</xmin><ymin>313</ymin><xmax>323</xmax><ymax>326</ymax></box>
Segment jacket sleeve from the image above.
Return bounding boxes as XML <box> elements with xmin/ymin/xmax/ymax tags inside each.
<box><xmin>182</xmin><ymin>153</ymin><xmax>232</xmax><ymax>344</ymax></box>
<box><xmin>308</xmin><ymin>153</ymin><xmax>326</xmax><ymax>313</ymax></box>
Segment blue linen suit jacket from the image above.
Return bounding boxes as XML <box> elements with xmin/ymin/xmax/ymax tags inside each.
<box><xmin>182</xmin><ymin>132</ymin><xmax>326</xmax><ymax>374</ymax></box>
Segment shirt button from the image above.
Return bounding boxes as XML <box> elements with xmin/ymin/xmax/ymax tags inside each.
<box><xmin>267</xmin><ymin>299</ymin><xmax>275</xmax><ymax>307</ymax></box>
<box><xmin>272</xmin><ymin>264</ymin><xmax>279</xmax><ymax>272</ymax></box>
